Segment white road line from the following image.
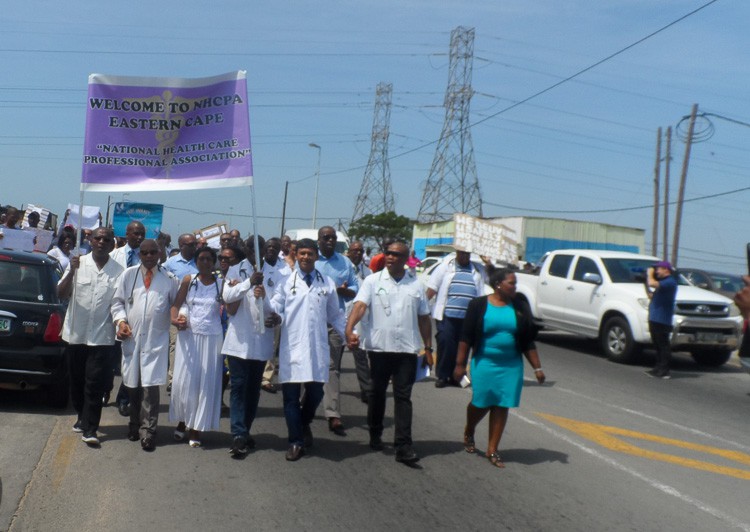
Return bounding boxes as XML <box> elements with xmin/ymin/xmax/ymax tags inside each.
<box><xmin>514</xmin><ymin>412</ymin><xmax>750</xmax><ymax>532</ymax></box>
<box><xmin>554</xmin><ymin>385</ymin><xmax>750</xmax><ymax>453</ymax></box>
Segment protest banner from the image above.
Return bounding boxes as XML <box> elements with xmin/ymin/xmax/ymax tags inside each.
<box><xmin>0</xmin><ymin>228</ymin><xmax>36</xmax><ymax>252</ymax></box>
<box><xmin>32</xmin><ymin>229</ymin><xmax>53</xmax><ymax>252</ymax></box>
<box><xmin>113</xmin><ymin>202</ymin><xmax>164</xmax><ymax>239</ymax></box>
<box><xmin>81</xmin><ymin>71</ymin><xmax>253</xmax><ymax>192</ymax></box>
<box><xmin>453</xmin><ymin>214</ymin><xmax>519</xmax><ymax>265</ymax></box>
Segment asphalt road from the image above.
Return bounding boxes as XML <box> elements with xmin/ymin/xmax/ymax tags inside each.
<box><xmin>1</xmin><ymin>335</ymin><xmax>749</xmax><ymax>531</ymax></box>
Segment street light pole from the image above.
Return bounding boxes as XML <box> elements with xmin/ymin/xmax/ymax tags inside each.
<box><xmin>309</xmin><ymin>143</ymin><xmax>321</xmax><ymax>229</ymax></box>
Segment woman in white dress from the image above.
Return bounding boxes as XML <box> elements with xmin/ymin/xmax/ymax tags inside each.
<box><xmin>47</xmin><ymin>231</ymin><xmax>75</xmax><ymax>271</ymax></box>
<box><xmin>169</xmin><ymin>246</ymin><xmax>225</xmax><ymax>447</ymax></box>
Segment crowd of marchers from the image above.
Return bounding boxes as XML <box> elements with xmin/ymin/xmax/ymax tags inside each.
<box><xmin>44</xmin><ymin>220</ymin><xmax>545</xmax><ymax>469</ymax></box>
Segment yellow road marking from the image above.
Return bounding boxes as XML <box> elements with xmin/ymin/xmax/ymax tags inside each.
<box><xmin>538</xmin><ymin>413</ymin><xmax>750</xmax><ymax>481</ymax></box>
<box><xmin>51</xmin><ymin>432</ymin><xmax>77</xmax><ymax>491</ymax></box>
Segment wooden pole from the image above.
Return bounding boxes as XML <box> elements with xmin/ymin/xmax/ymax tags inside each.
<box><xmin>652</xmin><ymin>127</ymin><xmax>662</xmax><ymax>256</ymax></box>
<box><xmin>662</xmin><ymin>127</ymin><xmax>672</xmax><ymax>260</ymax></box>
<box><xmin>671</xmin><ymin>104</ymin><xmax>699</xmax><ymax>267</ymax></box>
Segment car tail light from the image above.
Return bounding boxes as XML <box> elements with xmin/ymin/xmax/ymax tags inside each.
<box><xmin>44</xmin><ymin>312</ymin><xmax>63</xmax><ymax>342</ymax></box>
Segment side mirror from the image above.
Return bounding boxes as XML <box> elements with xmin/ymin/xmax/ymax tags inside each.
<box><xmin>582</xmin><ymin>272</ymin><xmax>602</xmax><ymax>285</ymax></box>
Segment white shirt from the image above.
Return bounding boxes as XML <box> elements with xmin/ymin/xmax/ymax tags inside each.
<box><xmin>261</xmin><ymin>259</ymin><xmax>292</xmax><ymax>298</ymax></box>
<box><xmin>61</xmin><ymin>254</ymin><xmax>124</xmax><ymax>346</ymax></box>
<box><xmin>427</xmin><ymin>258</ymin><xmax>487</xmax><ymax>320</ymax></box>
<box><xmin>111</xmin><ymin>265</ymin><xmax>178</xmax><ymax>387</ymax></box>
<box><xmin>110</xmin><ymin>244</ymin><xmax>140</xmax><ymax>269</ymax></box>
<box><xmin>354</xmin><ymin>269</ymin><xmax>430</xmax><ymax>354</ymax></box>
<box><xmin>47</xmin><ymin>247</ymin><xmax>72</xmax><ymax>272</ymax></box>
<box><xmin>270</xmin><ymin>269</ymin><xmax>347</xmax><ymax>383</ymax></box>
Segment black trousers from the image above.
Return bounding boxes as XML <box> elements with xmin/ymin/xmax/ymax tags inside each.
<box><xmin>67</xmin><ymin>344</ymin><xmax>111</xmax><ymax>433</ymax></box>
<box><xmin>649</xmin><ymin>321</ymin><xmax>673</xmax><ymax>374</ymax></box>
<box><xmin>367</xmin><ymin>352</ymin><xmax>417</xmax><ymax>448</ymax></box>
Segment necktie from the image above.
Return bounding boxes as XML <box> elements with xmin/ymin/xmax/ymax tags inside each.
<box><xmin>304</xmin><ymin>273</ymin><xmax>312</xmax><ymax>287</ymax></box>
<box><xmin>127</xmin><ymin>249</ymin><xmax>134</xmax><ymax>267</ymax></box>
<box><xmin>144</xmin><ymin>269</ymin><xmax>153</xmax><ymax>290</ymax></box>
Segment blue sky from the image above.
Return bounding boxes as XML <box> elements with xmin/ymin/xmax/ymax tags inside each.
<box><xmin>2</xmin><ymin>0</ymin><xmax>749</xmax><ymax>272</ymax></box>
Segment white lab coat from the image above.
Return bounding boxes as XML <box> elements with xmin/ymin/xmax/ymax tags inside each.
<box><xmin>270</xmin><ymin>269</ymin><xmax>346</xmax><ymax>383</ymax></box>
<box><xmin>222</xmin><ymin>278</ymin><xmax>274</xmax><ymax>361</ymax></box>
<box><xmin>111</xmin><ymin>265</ymin><xmax>178</xmax><ymax>387</ymax></box>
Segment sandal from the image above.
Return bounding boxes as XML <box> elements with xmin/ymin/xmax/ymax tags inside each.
<box><xmin>488</xmin><ymin>451</ymin><xmax>505</xmax><ymax>468</ymax></box>
<box><xmin>463</xmin><ymin>434</ymin><xmax>475</xmax><ymax>454</ymax></box>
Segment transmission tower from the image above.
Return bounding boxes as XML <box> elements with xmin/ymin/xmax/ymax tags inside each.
<box><xmin>417</xmin><ymin>26</ymin><xmax>482</xmax><ymax>223</ymax></box>
<box><xmin>351</xmin><ymin>82</ymin><xmax>395</xmax><ymax>224</ymax></box>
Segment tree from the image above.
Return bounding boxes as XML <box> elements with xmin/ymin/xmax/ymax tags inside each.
<box><xmin>348</xmin><ymin>211</ymin><xmax>413</xmax><ymax>251</ymax></box>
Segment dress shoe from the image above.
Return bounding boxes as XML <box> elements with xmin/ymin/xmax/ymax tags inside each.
<box><xmin>261</xmin><ymin>383</ymin><xmax>277</xmax><ymax>394</ymax></box>
<box><xmin>229</xmin><ymin>436</ymin><xmax>248</xmax><ymax>458</ymax></box>
<box><xmin>434</xmin><ymin>379</ymin><xmax>448</xmax><ymax>389</ymax></box>
<box><xmin>303</xmin><ymin>425</ymin><xmax>314</xmax><ymax>448</ymax></box>
<box><xmin>127</xmin><ymin>425</ymin><xmax>140</xmax><ymax>442</ymax></box>
<box><xmin>285</xmin><ymin>443</ymin><xmax>304</xmax><ymax>461</ymax></box>
<box><xmin>327</xmin><ymin>417</ymin><xmax>346</xmax><ymax>436</ymax></box>
<box><xmin>369</xmin><ymin>435</ymin><xmax>384</xmax><ymax>451</ymax></box>
<box><xmin>141</xmin><ymin>436</ymin><xmax>155</xmax><ymax>451</ymax></box>
<box><xmin>117</xmin><ymin>402</ymin><xmax>130</xmax><ymax>417</ymax></box>
<box><xmin>395</xmin><ymin>445</ymin><xmax>420</xmax><ymax>464</ymax></box>
<box><xmin>102</xmin><ymin>391</ymin><xmax>111</xmax><ymax>407</ymax></box>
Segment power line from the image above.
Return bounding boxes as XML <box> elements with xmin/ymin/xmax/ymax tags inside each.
<box><xmin>484</xmin><ymin>183</ymin><xmax>750</xmax><ymax>215</ymax></box>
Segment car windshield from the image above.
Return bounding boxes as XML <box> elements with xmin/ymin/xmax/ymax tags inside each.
<box><xmin>708</xmin><ymin>273</ymin><xmax>744</xmax><ymax>293</ymax></box>
<box><xmin>0</xmin><ymin>261</ymin><xmax>50</xmax><ymax>302</ymax></box>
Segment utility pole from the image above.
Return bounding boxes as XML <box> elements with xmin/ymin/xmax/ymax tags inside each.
<box><xmin>651</xmin><ymin>127</ymin><xmax>661</xmax><ymax>256</ymax></box>
<box><xmin>663</xmin><ymin>127</ymin><xmax>672</xmax><ymax>260</ymax></box>
<box><xmin>671</xmin><ymin>104</ymin><xmax>698</xmax><ymax>267</ymax></box>
<box><xmin>280</xmin><ymin>180</ymin><xmax>289</xmax><ymax>237</ymax></box>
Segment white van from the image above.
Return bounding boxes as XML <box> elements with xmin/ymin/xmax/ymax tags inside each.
<box><xmin>284</xmin><ymin>229</ymin><xmax>350</xmax><ymax>254</ymax></box>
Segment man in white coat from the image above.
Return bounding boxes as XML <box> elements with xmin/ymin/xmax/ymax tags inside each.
<box><xmin>111</xmin><ymin>239</ymin><xmax>178</xmax><ymax>451</ymax></box>
<box><xmin>268</xmin><ymin>238</ymin><xmax>347</xmax><ymax>462</ymax></box>
<box><xmin>222</xmin><ymin>268</ymin><xmax>274</xmax><ymax>458</ymax></box>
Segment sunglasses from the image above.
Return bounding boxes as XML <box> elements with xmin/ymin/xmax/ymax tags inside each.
<box><xmin>140</xmin><ymin>250</ymin><xmax>159</xmax><ymax>256</ymax></box>
<box><xmin>92</xmin><ymin>236</ymin><xmax>113</xmax><ymax>242</ymax></box>
<box><xmin>384</xmin><ymin>250</ymin><xmax>405</xmax><ymax>257</ymax></box>
<box><xmin>320</xmin><ymin>234</ymin><xmax>337</xmax><ymax>241</ymax></box>
<box><xmin>218</xmin><ymin>256</ymin><xmax>233</xmax><ymax>261</ymax></box>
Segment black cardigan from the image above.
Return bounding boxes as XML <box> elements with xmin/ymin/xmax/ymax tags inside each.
<box><xmin>459</xmin><ymin>296</ymin><xmax>537</xmax><ymax>356</ymax></box>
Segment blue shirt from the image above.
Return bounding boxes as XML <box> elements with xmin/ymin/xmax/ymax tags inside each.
<box><xmin>163</xmin><ymin>254</ymin><xmax>198</xmax><ymax>281</ymax></box>
<box><xmin>649</xmin><ymin>275</ymin><xmax>677</xmax><ymax>326</ymax></box>
<box><xmin>444</xmin><ymin>265</ymin><xmax>477</xmax><ymax>319</ymax></box>
<box><xmin>315</xmin><ymin>252</ymin><xmax>359</xmax><ymax>311</ymax></box>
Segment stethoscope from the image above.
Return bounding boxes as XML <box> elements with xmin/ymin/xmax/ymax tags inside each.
<box><xmin>188</xmin><ymin>273</ymin><xmax>223</xmax><ymax>305</ymax></box>
<box><xmin>290</xmin><ymin>270</ymin><xmax>325</xmax><ymax>296</ymax></box>
<box><xmin>127</xmin><ymin>266</ymin><xmax>161</xmax><ymax>305</ymax></box>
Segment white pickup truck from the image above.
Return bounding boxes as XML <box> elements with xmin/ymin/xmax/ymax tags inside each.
<box><xmin>515</xmin><ymin>249</ymin><xmax>743</xmax><ymax>366</ymax></box>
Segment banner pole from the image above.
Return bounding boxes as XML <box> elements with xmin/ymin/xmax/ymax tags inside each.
<box><xmin>249</xmin><ymin>182</ymin><xmax>264</xmax><ymax>333</ymax></box>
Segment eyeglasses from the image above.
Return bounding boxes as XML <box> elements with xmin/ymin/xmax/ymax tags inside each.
<box><xmin>320</xmin><ymin>234</ymin><xmax>337</xmax><ymax>241</ymax></box>
<box><xmin>384</xmin><ymin>250</ymin><xmax>405</xmax><ymax>257</ymax></box>
<box><xmin>218</xmin><ymin>256</ymin><xmax>233</xmax><ymax>262</ymax></box>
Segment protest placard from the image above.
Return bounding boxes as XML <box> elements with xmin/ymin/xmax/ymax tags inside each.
<box><xmin>62</xmin><ymin>203</ymin><xmax>101</xmax><ymax>231</ymax></box>
<box><xmin>0</xmin><ymin>228</ymin><xmax>36</xmax><ymax>252</ymax></box>
<box><xmin>453</xmin><ymin>214</ymin><xmax>519</xmax><ymax>265</ymax></box>
<box><xmin>194</xmin><ymin>223</ymin><xmax>228</xmax><ymax>250</ymax></box>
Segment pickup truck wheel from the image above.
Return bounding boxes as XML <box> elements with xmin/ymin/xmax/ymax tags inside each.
<box><xmin>690</xmin><ymin>349</ymin><xmax>732</xmax><ymax>367</ymax></box>
<box><xmin>601</xmin><ymin>317</ymin><xmax>637</xmax><ymax>363</ymax></box>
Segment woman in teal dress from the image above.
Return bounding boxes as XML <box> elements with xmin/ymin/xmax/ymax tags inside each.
<box><xmin>453</xmin><ymin>269</ymin><xmax>545</xmax><ymax>468</ymax></box>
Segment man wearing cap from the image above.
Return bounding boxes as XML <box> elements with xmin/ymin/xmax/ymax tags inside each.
<box><xmin>645</xmin><ymin>261</ymin><xmax>678</xmax><ymax>379</ymax></box>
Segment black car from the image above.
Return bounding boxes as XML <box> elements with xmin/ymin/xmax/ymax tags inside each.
<box><xmin>0</xmin><ymin>249</ymin><xmax>68</xmax><ymax>407</ymax></box>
